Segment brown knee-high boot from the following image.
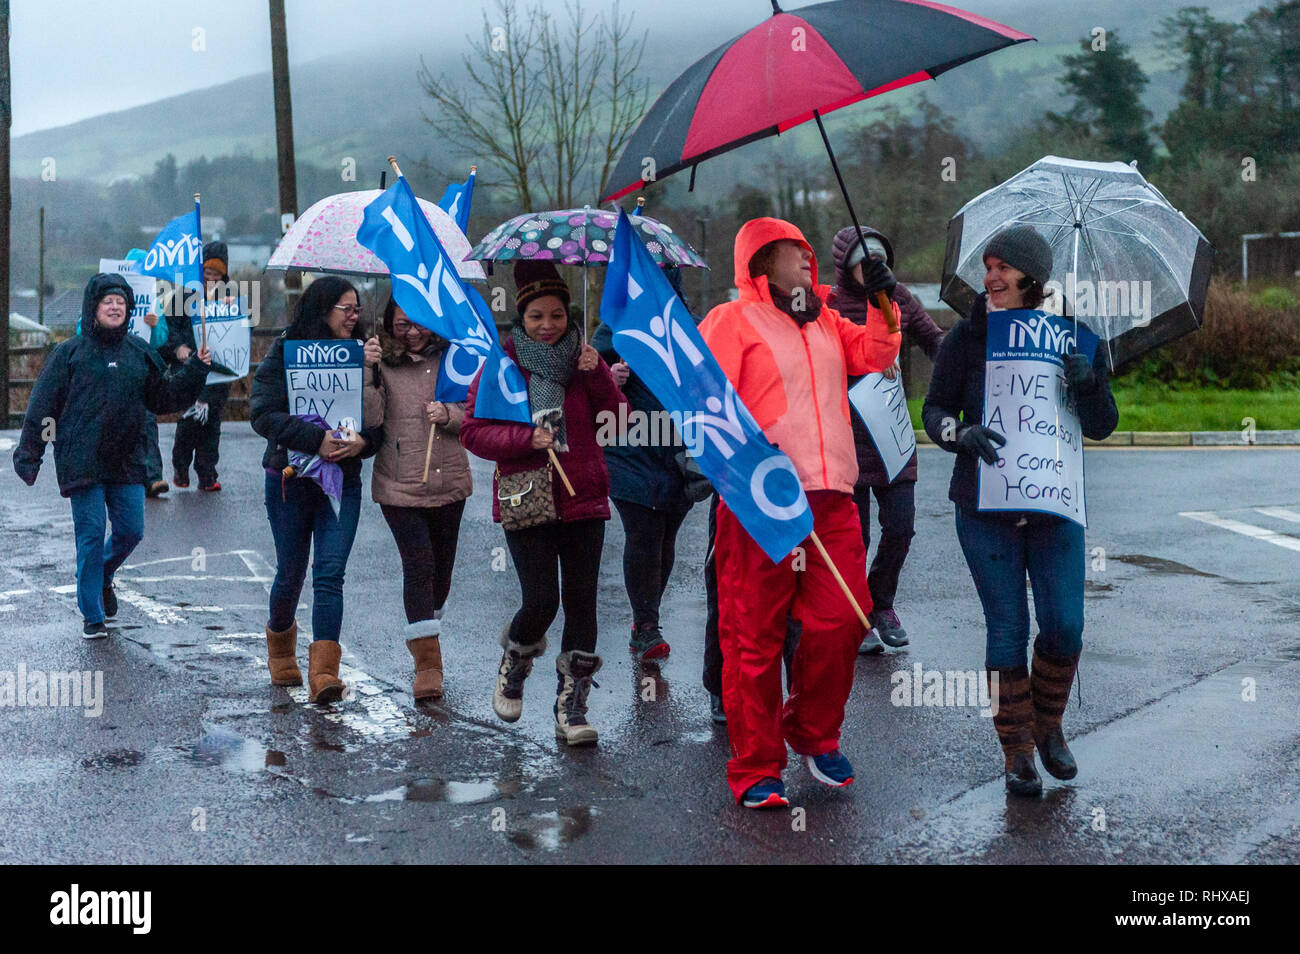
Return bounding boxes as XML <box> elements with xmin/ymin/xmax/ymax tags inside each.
<box><xmin>1031</xmin><ymin>644</ymin><xmax>1080</xmax><ymax>780</ymax></box>
<box><xmin>988</xmin><ymin>665</ymin><xmax>1041</xmax><ymax>797</ymax></box>
<box><xmin>265</xmin><ymin>622</ymin><xmax>302</xmax><ymax>687</ymax></box>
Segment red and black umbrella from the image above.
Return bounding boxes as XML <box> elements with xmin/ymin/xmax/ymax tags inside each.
<box><xmin>601</xmin><ymin>0</ymin><xmax>1032</xmax><ymax>316</ymax></box>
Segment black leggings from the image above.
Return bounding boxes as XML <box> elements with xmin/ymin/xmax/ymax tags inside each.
<box><xmin>380</xmin><ymin>500</ymin><xmax>467</xmax><ymax>625</ymax></box>
<box><xmin>612</xmin><ymin>498</ymin><xmax>688</xmax><ymax>629</ymax></box>
<box><xmin>504</xmin><ymin>518</ymin><xmax>605</xmax><ymax>654</ymax></box>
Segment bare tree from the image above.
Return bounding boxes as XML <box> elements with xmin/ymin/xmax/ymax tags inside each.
<box><xmin>419</xmin><ymin>0</ymin><xmax>649</xmax><ymax>210</ymax></box>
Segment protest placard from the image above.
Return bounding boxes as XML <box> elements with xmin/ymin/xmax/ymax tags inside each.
<box><xmin>977</xmin><ymin>310</ymin><xmax>1100</xmax><ymax>527</ymax></box>
<box><xmin>283</xmin><ymin>339</ymin><xmax>364</xmax><ymax>429</ymax></box>
<box><xmin>848</xmin><ymin>371</ymin><xmax>915</xmax><ymax>483</ymax></box>
<box><xmin>99</xmin><ymin>258</ymin><xmax>156</xmax><ymax>343</ymax></box>
<box><xmin>197</xmin><ymin>300</ymin><xmax>251</xmax><ymax>385</ymax></box>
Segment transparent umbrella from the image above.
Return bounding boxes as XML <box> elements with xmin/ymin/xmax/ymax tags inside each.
<box><xmin>941</xmin><ymin>156</ymin><xmax>1215</xmax><ymax>369</ymax></box>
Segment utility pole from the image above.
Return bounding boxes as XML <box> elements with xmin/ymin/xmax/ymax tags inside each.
<box><xmin>1</xmin><ymin>1</ymin><xmax>11</xmax><ymax>426</ymax></box>
<box><xmin>38</xmin><ymin>207</ymin><xmax>44</xmax><ymax>325</ymax></box>
<box><xmin>269</xmin><ymin>0</ymin><xmax>300</xmax><ymax>302</ymax></box>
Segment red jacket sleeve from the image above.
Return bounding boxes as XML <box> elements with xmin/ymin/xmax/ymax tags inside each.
<box><xmin>459</xmin><ymin>366</ymin><xmax>535</xmax><ymax>463</ymax></box>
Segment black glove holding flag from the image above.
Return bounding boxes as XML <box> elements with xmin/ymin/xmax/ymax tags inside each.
<box><xmin>861</xmin><ymin>259</ymin><xmax>897</xmax><ymax>299</ymax></box>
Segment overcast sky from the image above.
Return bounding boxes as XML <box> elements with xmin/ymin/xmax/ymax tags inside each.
<box><xmin>10</xmin><ymin>0</ymin><xmax>758</xmax><ymax>136</ymax></box>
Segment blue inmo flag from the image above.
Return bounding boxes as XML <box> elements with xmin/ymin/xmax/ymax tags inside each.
<box><xmin>357</xmin><ymin>177</ymin><xmax>529</xmax><ymax>424</ymax></box>
<box><xmin>601</xmin><ymin>209</ymin><xmax>812</xmax><ymax>563</ymax></box>
<box><xmin>437</xmin><ymin>169</ymin><xmax>476</xmax><ymax>235</ymax></box>
<box><xmin>139</xmin><ymin>208</ymin><xmax>202</xmax><ymax>288</ymax></box>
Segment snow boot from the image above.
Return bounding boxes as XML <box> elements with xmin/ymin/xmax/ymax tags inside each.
<box><xmin>406</xmin><ymin>616</ymin><xmax>444</xmax><ymax>700</ymax></box>
<box><xmin>988</xmin><ymin>665</ymin><xmax>1040</xmax><ymax>797</ymax></box>
<box><xmin>554</xmin><ymin>650</ymin><xmax>602</xmax><ymax>746</ymax></box>
<box><xmin>493</xmin><ymin>627</ymin><xmax>545</xmax><ymax>723</ymax></box>
<box><xmin>308</xmin><ymin>640</ymin><xmax>346</xmax><ymax>704</ymax></box>
<box><xmin>265</xmin><ymin>622</ymin><xmax>302</xmax><ymax>687</ymax></box>
<box><xmin>1032</xmin><ymin>644</ymin><xmax>1080</xmax><ymax>780</ymax></box>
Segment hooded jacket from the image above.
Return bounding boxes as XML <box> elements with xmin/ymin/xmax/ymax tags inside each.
<box><xmin>827</xmin><ymin>224</ymin><xmax>946</xmax><ymax>486</ymax></box>
<box><xmin>698</xmin><ymin>218</ymin><xmax>901</xmax><ymax>495</ymax></box>
<box><xmin>921</xmin><ymin>293</ymin><xmax>1118</xmax><ymax>514</ymax></box>
<box><xmin>362</xmin><ymin>326</ymin><xmax>471</xmax><ymax>509</ymax></box>
<box><xmin>13</xmin><ymin>273</ymin><xmax>210</xmax><ymax>495</ymax></box>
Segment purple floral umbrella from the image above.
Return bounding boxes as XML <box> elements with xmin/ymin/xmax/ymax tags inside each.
<box><xmin>284</xmin><ymin>414</ymin><xmax>344</xmax><ymax>518</ymax></box>
<box><xmin>467</xmin><ymin>205</ymin><xmax>707</xmax><ymax>340</ymax></box>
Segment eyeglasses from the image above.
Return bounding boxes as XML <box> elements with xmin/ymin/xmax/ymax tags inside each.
<box><xmin>333</xmin><ymin>304</ymin><xmax>363</xmax><ymax>317</ymax></box>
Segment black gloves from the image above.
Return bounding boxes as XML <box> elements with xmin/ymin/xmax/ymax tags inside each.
<box><xmin>861</xmin><ymin>259</ymin><xmax>897</xmax><ymax>299</ymax></box>
<box><xmin>1063</xmin><ymin>353</ymin><xmax>1097</xmax><ymax>395</ymax></box>
<box><xmin>957</xmin><ymin>424</ymin><xmax>1007</xmax><ymax>464</ymax></box>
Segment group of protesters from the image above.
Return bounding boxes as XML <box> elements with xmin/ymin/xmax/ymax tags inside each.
<box><xmin>14</xmin><ymin>212</ymin><xmax>1116</xmax><ymax>808</ymax></box>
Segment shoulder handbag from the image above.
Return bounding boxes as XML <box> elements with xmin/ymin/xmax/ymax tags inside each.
<box><xmin>496</xmin><ymin>462</ymin><xmax>558</xmax><ymax>530</ymax></box>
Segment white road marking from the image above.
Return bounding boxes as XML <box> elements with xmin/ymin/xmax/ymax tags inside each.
<box><xmin>1180</xmin><ymin>510</ymin><xmax>1300</xmax><ymax>552</ymax></box>
<box><xmin>1255</xmin><ymin>506</ymin><xmax>1300</xmax><ymax>524</ymax></box>
<box><xmin>114</xmin><ymin>585</ymin><xmax>188</xmax><ymax>624</ymax></box>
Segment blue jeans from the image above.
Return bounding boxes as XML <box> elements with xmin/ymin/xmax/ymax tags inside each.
<box><xmin>954</xmin><ymin>507</ymin><xmax>1085</xmax><ymax>669</ymax></box>
<box><xmin>69</xmin><ymin>483</ymin><xmax>146</xmax><ymax>624</ymax></box>
<box><xmin>263</xmin><ymin>471</ymin><xmax>362</xmax><ymax>642</ymax></box>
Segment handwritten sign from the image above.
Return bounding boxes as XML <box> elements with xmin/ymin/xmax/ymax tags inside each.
<box><xmin>99</xmin><ymin>258</ymin><xmax>156</xmax><ymax>343</ymax></box>
<box><xmin>978</xmin><ymin>310</ymin><xmax>1100</xmax><ymax>527</ymax></box>
<box><xmin>848</xmin><ymin>372</ymin><xmax>915</xmax><ymax>483</ymax></box>
<box><xmin>284</xmin><ymin>339</ymin><xmax>364</xmax><ymax>429</ymax></box>
<box><xmin>197</xmin><ymin>300</ymin><xmax>251</xmax><ymax>385</ymax></box>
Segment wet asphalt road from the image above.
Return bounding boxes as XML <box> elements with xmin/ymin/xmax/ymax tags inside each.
<box><xmin>0</xmin><ymin>425</ymin><xmax>1297</xmax><ymax>864</ymax></box>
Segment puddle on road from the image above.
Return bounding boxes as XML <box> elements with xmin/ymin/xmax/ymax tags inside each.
<box><xmin>508</xmin><ymin>806</ymin><xmax>596</xmax><ymax>852</ymax></box>
<box><xmin>364</xmin><ymin>778</ymin><xmax>524</xmax><ymax>804</ymax></box>
<box><xmin>192</xmin><ymin>725</ymin><xmax>287</xmax><ymax>773</ymax></box>
<box><xmin>81</xmin><ymin>749</ymin><xmax>146</xmax><ymax>770</ymax></box>
<box><xmin>1084</xmin><ymin>580</ymin><xmax>1113</xmax><ymax>595</ymax></box>
<box><xmin>1112</xmin><ymin>554</ymin><xmax>1218</xmax><ymax>578</ymax></box>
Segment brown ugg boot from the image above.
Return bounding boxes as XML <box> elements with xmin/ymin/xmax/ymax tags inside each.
<box><xmin>1031</xmin><ymin>644</ymin><xmax>1081</xmax><ymax>780</ymax></box>
<box><xmin>265</xmin><ymin>622</ymin><xmax>302</xmax><ymax>687</ymax></box>
<box><xmin>308</xmin><ymin>640</ymin><xmax>346</xmax><ymax>704</ymax></box>
<box><xmin>987</xmin><ymin>665</ymin><xmax>1041</xmax><ymax>797</ymax></box>
<box><xmin>406</xmin><ymin>636</ymin><xmax>444</xmax><ymax>700</ymax></box>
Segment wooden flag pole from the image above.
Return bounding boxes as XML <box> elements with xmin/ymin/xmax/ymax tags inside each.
<box><xmin>387</xmin><ymin>155</ymin><xmax>402</xmax><ymax>179</ymax></box>
<box><xmin>548</xmin><ymin>447</ymin><xmax>576</xmax><ymax>496</ymax></box>
<box><xmin>422</xmin><ymin>420</ymin><xmax>437</xmax><ymax>483</ymax></box>
<box><xmin>194</xmin><ymin>192</ymin><xmax>208</xmax><ymax>350</ymax></box>
<box><xmin>808</xmin><ymin>529</ymin><xmax>871</xmax><ymax>630</ymax></box>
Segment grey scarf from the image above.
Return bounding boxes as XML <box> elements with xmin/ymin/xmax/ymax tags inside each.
<box><xmin>511</xmin><ymin>323</ymin><xmax>580</xmax><ymax>452</ymax></box>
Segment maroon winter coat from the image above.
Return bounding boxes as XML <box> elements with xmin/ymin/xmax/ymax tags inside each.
<box><xmin>827</xmin><ymin>225</ymin><xmax>946</xmax><ymax>487</ymax></box>
<box><xmin>460</xmin><ymin>337</ymin><xmax>627</xmax><ymax>524</ymax></box>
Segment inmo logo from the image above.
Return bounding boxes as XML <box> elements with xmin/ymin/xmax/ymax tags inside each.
<box><xmin>1008</xmin><ymin>315</ymin><xmax>1074</xmax><ymax>354</ymax></box>
<box><xmin>294</xmin><ymin>342</ymin><xmax>354</xmax><ymax>363</ymax></box>
<box><xmin>142</xmin><ymin>234</ymin><xmax>201</xmax><ymax>273</ymax></box>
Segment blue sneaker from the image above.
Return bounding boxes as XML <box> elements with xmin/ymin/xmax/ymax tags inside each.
<box><xmin>741</xmin><ymin>777</ymin><xmax>789</xmax><ymax>809</ymax></box>
<box><xmin>806</xmin><ymin>750</ymin><xmax>855</xmax><ymax>787</ymax></box>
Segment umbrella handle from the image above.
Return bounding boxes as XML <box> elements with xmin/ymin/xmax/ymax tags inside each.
<box><xmin>876</xmin><ymin>291</ymin><xmax>899</xmax><ymax>334</ymax></box>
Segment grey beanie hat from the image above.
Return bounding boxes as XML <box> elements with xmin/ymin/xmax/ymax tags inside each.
<box><xmin>982</xmin><ymin>225</ymin><xmax>1054</xmax><ymax>287</ymax></box>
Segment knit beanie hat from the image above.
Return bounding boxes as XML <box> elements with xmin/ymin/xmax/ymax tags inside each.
<box><xmin>514</xmin><ymin>260</ymin><xmax>570</xmax><ymax>316</ymax></box>
<box><xmin>982</xmin><ymin>226</ymin><xmax>1054</xmax><ymax>286</ymax></box>
<box><xmin>203</xmin><ymin>240</ymin><xmax>229</xmax><ymax>281</ymax></box>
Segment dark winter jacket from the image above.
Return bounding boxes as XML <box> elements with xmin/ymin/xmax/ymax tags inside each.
<box><xmin>13</xmin><ymin>275</ymin><xmax>210</xmax><ymax>496</ymax></box>
<box><xmin>921</xmin><ymin>293</ymin><xmax>1118</xmax><ymax>514</ymax></box>
<box><xmin>460</xmin><ymin>337</ymin><xmax>627</xmax><ymax>524</ymax></box>
<box><xmin>160</xmin><ymin>284</ymin><xmax>232</xmax><ymax>404</ymax></box>
<box><xmin>827</xmin><ymin>225</ymin><xmax>945</xmax><ymax>487</ymax></box>
<box><xmin>591</xmin><ymin>320</ymin><xmax>695</xmax><ymax>513</ymax></box>
<box><xmin>250</xmin><ymin>334</ymin><xmax>379</xmax><ymax>485</ymax></box>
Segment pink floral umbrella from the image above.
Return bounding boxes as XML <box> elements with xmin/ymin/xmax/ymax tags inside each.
<box><xmin>267</xmin><ymin>189</ymin><xmax>486</xmax><ymax>281</ymax></box>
